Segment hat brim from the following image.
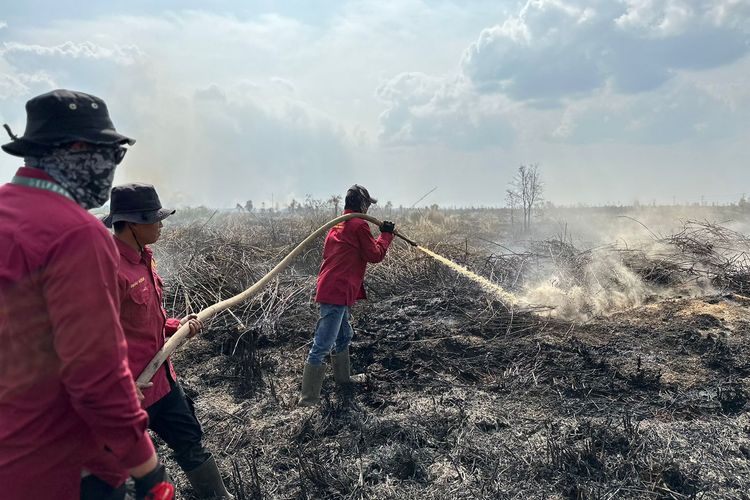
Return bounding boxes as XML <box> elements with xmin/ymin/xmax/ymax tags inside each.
<box><xmin>1</xmin><ymin>138</ymin><xmax>51</xmax><ymax>157</ymax></box>
<box><xmin>102</xmin><ymin>207</ymin><xmax>175</xmax><ymax>228</ymax></box>
<box><xmin>2</xmin><ymin>129</ymin><xmax>135</xmax><ymax>157</ymax></box>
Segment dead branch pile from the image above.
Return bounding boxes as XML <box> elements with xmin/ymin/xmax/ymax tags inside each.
<box><xmin>616</xmin><ymin>248</ymin><xmax>686</xmax><ymax>286</ymax></box>
<box><xmin>661</xmin><ymin>220</ymin><xmax>750</xmax><ymax>293</ymax></box>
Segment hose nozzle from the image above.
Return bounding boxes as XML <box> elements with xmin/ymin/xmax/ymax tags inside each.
<box><xmin>395</xmin><ymin>231</ymin><xmax>418</xmax><ymax>247</ymax></box>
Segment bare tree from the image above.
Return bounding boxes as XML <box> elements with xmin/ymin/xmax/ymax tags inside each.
<box><xmin>505</xmin><ymin>189</ymin><xmax>521</xmax><ymax>228</ymax></box>
<box><xmin>328</xmin><ymin>195</ymin><xmax>342</xmax><ymax>215</ymax></box>
<box><xmin>507</xmin><ymin>164</ymin><xmax>543</xmax><ymax>232</ymax></box>
<box><xmin>304</xmin><ymin>194</ymin><xmax>326</xmax><ymax>217</ymax></box>
<box><xmin>384</xmin><ymin>200</ymin><xmax>393</xmax><ymax>217</ymax></box>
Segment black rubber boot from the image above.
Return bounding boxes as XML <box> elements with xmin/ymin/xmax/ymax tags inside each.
<box><xmin>185</xmin><ymin>456</ymin><xmax>233</xmax><ymax>499</ymax></box>
<box><xmin>297</xmin><ymin>363</ymin><xmax>326</xmax><ymax>406</ymax></box>
<box><xmin>331</xmin><ymin>347</ymin><xmax>366</xmax><ymax>384</ymax></box>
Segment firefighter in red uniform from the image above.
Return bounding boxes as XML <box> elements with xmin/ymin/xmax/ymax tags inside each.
<box><xmin>0</xmin><ymin>90</ymin><xmax>171</xmax><ymax>500</ymax></box>
<box><xmin>298</xmin><ymin>185</ymin><xmax>395</xmax><ymax>406</ymax></box>
<box><xmin>83</xmin><ymin>183</ymin><xmax>233</xmax><ymax>499</ymax></box>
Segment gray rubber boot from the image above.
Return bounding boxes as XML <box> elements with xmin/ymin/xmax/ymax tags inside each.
<box><xmin>331</xmin><ymin>347</ymin><xmax>366</xmax><ymax>384</ymax></box>
<box><xmin>185</xmin><ymin>456</ymin><xmax>233</xmax><ymax>499</ymax></box>
<box><xmin>298</xmin><ymin>363</ymin><xmax>326</xmax><ymax>406</ymax></box>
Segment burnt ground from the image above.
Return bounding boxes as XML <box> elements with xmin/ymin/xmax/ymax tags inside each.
<box><xmin>139</xmin><ymin>214</ymin><xmax>750</xmax><ymax>499</ymax></box>
<box><xmin>159</xmin><ymin>274</ymin><xmax>750</xmax><ymax>499</ymax></box>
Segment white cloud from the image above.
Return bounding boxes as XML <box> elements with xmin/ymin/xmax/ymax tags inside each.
<box><xmin>269</xmin><ymin>76</ymin><xmax>296</xmax><ymax>93</ymax></box>
<box><xmin>0</xmin><ymin>70</ymin><xmax>55</xmax><ymax>100</ymax></box>
<box><xmin>615</xmin><ymin>0</ymin><xmax>698</xmax><ymax>37</ymax></box>
<box><xmin>616</xmin><ymin>0</ymin><xmax>750</xmax><ymax>37</ymax></box>
<box><xmin>0</xmin><ymin>41</ymin><xmax>143</xmax><ymax>65</ymax></box>
<box><xmin>461</xmin><ymin>1</ymin><xmax>606</xmax><ymax>101</ymax></box>
<box><xmin>552</xmin><ymin>76</ymin><xmax>749</xmax><ymax>144</ymax></box>
<box><xmin>460</xmin><ymin>0</ymin><xmax>750</xmax><ymax>102</ymax></box>
<box><xmin>376</xmin><ymin>0</ymin><xmax>750</xmax><ymax>151</ymax></box>
<box><xmin>0</xmin><ymin>21</ymin><xmax>7</xmax><ymax>30</ymax></box>
<box><xmin>376</xmin><ymin>72</ymin><xmax>515</xmax><ymax>148</ymax></box>
<box><xmin>706</xmin><ymin>0</ymin><xmax>750</xmax><ymax>30</ymax></box>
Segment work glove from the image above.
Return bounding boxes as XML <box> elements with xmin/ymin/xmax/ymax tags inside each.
<box><xmin>134</xmin><ymin>462</ymin><xmax>174</xmax><ymax>500</ymax></box>
<box><xmin>380</xmin><ymin>220</ymin><xmax>395</xmax><ymax>233</ymax></box>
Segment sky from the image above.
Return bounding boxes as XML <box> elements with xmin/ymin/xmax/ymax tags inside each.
<box><xmin>1</xmin><ymin>0</ymin><xmax>748</xmax><ymax>208</ymax></box>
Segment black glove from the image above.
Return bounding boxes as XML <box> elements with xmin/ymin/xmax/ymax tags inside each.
<box><xmin>134</xmin><ymin>463</ymin><xmax>174</xmax><ymax>500</ymax></box>
<box><xmin>380</xmin><ymin>220</ymin><xmax>395</xmax><ymax>233</ymax></box>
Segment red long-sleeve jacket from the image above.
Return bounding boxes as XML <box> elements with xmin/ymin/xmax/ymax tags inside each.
<box><xmin>315</xmin><ymin>209</ymin><xmax>394</xmax><ymax>306</ymax></box>
<box><xmin>0</xmin><ymin>167</ymin><xmax>154</xmax><ymax>500</ymax></box>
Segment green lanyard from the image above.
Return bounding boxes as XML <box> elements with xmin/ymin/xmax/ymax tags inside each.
<box><xmin>11</xmin><ymin>175</ymin><xmax>75</xmax><ymax>202</ymax></box>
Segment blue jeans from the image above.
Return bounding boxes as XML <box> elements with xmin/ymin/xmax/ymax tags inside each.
<box><xmin>306</xmin><ymin>304</ymin><xmax>353</xmax><ymax>365</ymax></box>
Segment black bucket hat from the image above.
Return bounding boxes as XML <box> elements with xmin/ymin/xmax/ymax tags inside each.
<box><xmin>102</xmin><ymin>183</ymin><xmax>175</xmax><ymax>228</ymax></box>
<box><xmin>2</xmin><ymin>89</ymin><xmax>135</xmax><ymax>157</ymax></box>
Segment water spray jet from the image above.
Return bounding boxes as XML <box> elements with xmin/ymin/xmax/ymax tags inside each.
<box><xmin>416</xmin><ymin>246</ymin><xmax>518</xmax><ymax>305</ymax></box>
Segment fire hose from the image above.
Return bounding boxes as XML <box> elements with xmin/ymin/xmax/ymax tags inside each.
<box><xmin>136</xmin><ymin>212</ymin><xmax>417</xmax><ymax>385</ymax></box>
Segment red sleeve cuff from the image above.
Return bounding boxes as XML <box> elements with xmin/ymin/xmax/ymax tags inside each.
<box><xmin>378</xmin><ymin>233</ymin><xmax>394</xmax><ymax>248</ymax></box>
<box><xmin>165</xmin><ymin>318</ymin><xmax>181</xmax><ymax>336</ymax></box>
<box><xmin>119</xmin><ymin>431</ymin><xmax>155</xmax><ymax>469</ymax></box>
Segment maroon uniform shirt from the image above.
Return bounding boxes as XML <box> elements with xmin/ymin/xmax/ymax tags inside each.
<box><xmin>83</xmin><ymin>239</ymin><xmax>183</xmax><ymax>488</ymax></box>
<box><xmin>315</xmin><ymin>209</ymin><xmax>394</xmax><ymax>306</ymax></box>
<box><xmin>0</xmin><ymin>167</ymin><xmax>155</xmax><ymax>500</ymax></box>
<box><xmin>114</xmin><ymin>237</ymin><xmax>181</xmax><ymax>409</ymax></box>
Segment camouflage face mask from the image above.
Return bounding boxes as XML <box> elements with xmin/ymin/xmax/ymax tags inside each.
<box><xmin>25</xmin><ymin>146</ymin><xmax>120</xmax><ymax>209</ymax></box>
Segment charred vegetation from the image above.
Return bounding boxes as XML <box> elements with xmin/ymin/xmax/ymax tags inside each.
<box><xmin>152</xmin><ymin>209</ymin><xmax>750</xmax><ymax>499</ymax></box>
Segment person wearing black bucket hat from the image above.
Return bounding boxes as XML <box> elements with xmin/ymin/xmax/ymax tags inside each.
<box><xmin>0</xmin><ymin>90</ymin><xmax>172</xmax><ymax>500</ymax></box>
<box><xmin>102</xmin><ymin>182</ymin><xmax>176</xmax><ymax>229</ymax></box>
<box><xmin>84</xmin><ymin>183</ymin><xmax>233</xmax><ymax>499</ymax></box>
<box><xmin>2</xmin><ymin>89</ymin><xmax>135</xmax><ymax>156</ymax></box>
<box><xmin>2</xmin><ymin>89</ymin><xmax>134</xmax><ymax>210</ymax></box>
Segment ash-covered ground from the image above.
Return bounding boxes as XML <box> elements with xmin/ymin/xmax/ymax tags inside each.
<box><xmin>149</xmin><ymin>209</ymin><xmax>750</xmax><ymax>499</ymax></box>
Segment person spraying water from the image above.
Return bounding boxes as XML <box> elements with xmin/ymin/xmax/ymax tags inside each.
<box><xmin>298</xmin><ymin>184</ymin><xmax>396</xmax><ymax>406</ymax></box>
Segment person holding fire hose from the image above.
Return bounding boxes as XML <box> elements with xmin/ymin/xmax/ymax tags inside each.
<box><xmin>298</xmin><ymin>184</ymin><xmax>396</xmax><ymax>406</ymax></box>
<box><xmin>0</xmin><ymin>90</ymin><xmax>172</xmax><ymax>499</ymax></box>
<box><xmin>81</xmin><ymin>183</ymin><xmax>233</xmax><ymax>499</ymax></box>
